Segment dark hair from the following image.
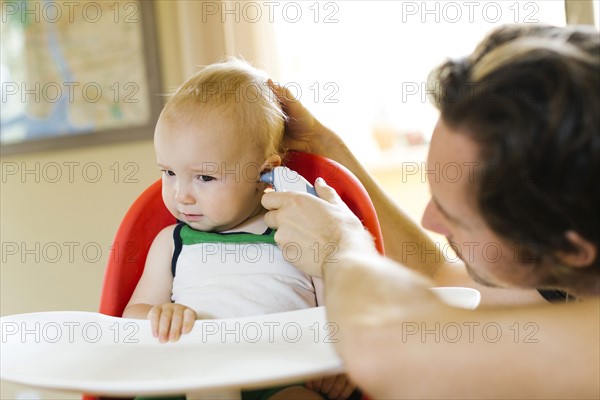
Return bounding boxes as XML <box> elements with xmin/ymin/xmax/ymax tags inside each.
<box><xmin>428</xmin><ymin>24</ymin><xmax>599</xmax><ymax>268</ymax></box>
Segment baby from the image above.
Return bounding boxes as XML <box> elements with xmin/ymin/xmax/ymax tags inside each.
<box><xmin>123</xmin><ymin>60</ymin><xmax>357</xmax><ymax>400</ymax></box>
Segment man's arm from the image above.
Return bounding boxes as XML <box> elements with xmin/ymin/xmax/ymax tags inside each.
<box><xmin>325</xmin><ymin>251</ymin><xmax>600</xmax><ymax>399</ymax></box>
<box><xmin>269</xmin><ymin>80</ymin><xmax>443</xmax><ymax>276</ymax></box>
<box><xmin>269</xmin><ymin>82</ymin><xmax>545</xmax><ymax>306</ymax></box>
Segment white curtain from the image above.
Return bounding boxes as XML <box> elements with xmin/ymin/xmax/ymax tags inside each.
<box><xmin>155</xmin><ymin>1</ymin><xmax>280</xmax><ymax>87</ymax></box>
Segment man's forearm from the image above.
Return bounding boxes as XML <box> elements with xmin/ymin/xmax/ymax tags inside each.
<box><xmin>323</xmin><ymin>251</ymin><xmax>600</xmax><ymax>399</ymax></box>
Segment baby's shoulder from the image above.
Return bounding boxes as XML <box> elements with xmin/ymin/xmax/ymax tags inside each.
<box><xmin>153</xmin><ymin>224</ymin><xmax>179</xmax><ymax>243</ymax></box>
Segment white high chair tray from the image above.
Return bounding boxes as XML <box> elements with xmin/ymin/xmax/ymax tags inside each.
<box><xmin>1</xmin><ymin>307</ymin><xmax>343</xmax><ymax>396</ymax></box>
<box><xmin>0</xmin><ymin>287</ymin><xmax>479</xmax><ymax>397</ymax></box>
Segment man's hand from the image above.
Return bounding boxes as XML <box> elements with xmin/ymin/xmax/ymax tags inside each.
<box><xmin>262</xmin><ymin>178</ymin><xmax>376</xmax><ymax>277</ymax></box>
<box><xmin>268</xmin><ymin>79</ymin><xmax>339</xmax><ymax>155</ymax></box>
<box><xmin>147</xmin><ymin>303</ymin><xmax>197</xmax><ymax>343</ymax></box>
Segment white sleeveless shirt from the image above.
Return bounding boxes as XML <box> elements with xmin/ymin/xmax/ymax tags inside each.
<box><xmin>171</xmin><ymin>224</ymin><xmax>317</xmax><ymax>319</ymax></box>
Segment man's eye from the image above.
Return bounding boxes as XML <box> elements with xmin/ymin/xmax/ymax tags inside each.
<box><xmin>199</xmin><ymin>175</ymin><xmax>215</xmax><ymax>182</ymax></box>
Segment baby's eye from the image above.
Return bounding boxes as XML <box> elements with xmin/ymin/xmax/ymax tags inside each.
<box><xmin>198</xmin><ymin>175</ymin><xmax>215</xmax><ymax>182</ymax></box>
<box><xmin>162</xmin><ymin>170</ymin><xmax>175</xmax><ymax>176</ymax></box>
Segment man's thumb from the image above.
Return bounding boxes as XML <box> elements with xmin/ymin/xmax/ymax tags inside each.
<box><xmin>314</xmin><ymin>177</ymin><xmax>339</xmax><ymax>203</ymax></box>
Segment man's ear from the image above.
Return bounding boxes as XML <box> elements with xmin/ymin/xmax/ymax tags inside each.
<box><xmin>261</xmin><ymin>155</ymin><xmax>282</xmax><ymax>173</ymax></box>
<box><xmin>555</xmin><ymin>230</ymin><xmax>597</xmax><ymax>268</ymax></box>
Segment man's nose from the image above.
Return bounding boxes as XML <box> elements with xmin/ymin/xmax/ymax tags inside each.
<box><xmin>421</xmin><ymin>199</ymin><xmax>451</xmax><ymax>236</ymax></box>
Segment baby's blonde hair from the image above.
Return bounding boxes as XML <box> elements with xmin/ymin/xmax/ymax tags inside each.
<box><xmin>163</xmin><ymin>59</ymin><xmax>285</xmax><ymax>159</ymax></box>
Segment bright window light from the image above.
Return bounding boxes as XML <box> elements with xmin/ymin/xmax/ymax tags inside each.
<box><xmin>272</xmin><ymin>1</ymin><xmax>567</xmax><ymax>165</ymax></box>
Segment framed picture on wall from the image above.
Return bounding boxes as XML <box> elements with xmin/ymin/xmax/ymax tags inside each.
<box><xmin>0</xmin><ymin>0</ymin><xmax>163</xmax><ymax>155</ymax></box>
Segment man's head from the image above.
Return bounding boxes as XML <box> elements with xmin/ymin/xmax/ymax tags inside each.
<box><xmin>154</xmin><ymin>60</ymin><xmax>285</xmax><ymax>232</ymax></box>
<box><xmin>423</xmin><ymin>24</ymin><xmax>599</xmax><ymax>295</ymax></box>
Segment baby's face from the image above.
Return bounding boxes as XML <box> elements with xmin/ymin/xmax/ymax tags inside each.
<box><xmin>154</xmin><ymin>109</ymin><xmax>268</xmax><ymax>232</ymax></box>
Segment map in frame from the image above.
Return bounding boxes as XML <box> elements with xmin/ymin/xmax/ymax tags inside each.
<box><xmin>0</xmin><ymin>0</ymin><xmax>161</xmax><ymax>154</ymax></box>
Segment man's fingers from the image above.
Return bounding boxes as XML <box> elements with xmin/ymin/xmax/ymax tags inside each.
<box><xmin>262</xmin><ymin>179</ymin><xmax>339</xmax><ymax>209</ymax></box>
<box><xmin>263</xmin><ymin>189</ymin><xmax>339</xmax><ymax>230</ymax></box>
<box><xmin>261</xmin><ymin>190</ymin><xmax>286</xmax><ymax>211</ymax></box>
<box><xmin>314</xmin><ymin>178</ymin><xmax>341</xmax><ymax>205</ymax></box>
<box><xmin>267</xmin><ymin>79</ymin><xmax>299</xmax><ymax>105</ymax></box>
<box><xmin>262</xmin><ymin>192</ymin><xmax>285</xmax><ymax>230</ymax></box>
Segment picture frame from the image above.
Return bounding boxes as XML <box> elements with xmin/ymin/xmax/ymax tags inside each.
<box><xmin>0</xmin><ymin>0</ymin><xmax>163</xmax><ymax>155</ymax></box>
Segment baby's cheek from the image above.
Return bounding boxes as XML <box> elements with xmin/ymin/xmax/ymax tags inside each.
<box><xmin>204</xmin><ymin>197</ymin><xmax>233</xmax><ymax>219</ymax></box>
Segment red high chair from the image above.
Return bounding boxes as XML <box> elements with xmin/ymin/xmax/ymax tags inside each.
<box><xmin>86</xmin><ymin>151</ymin><xmax>383</xmax><ymax>400</ymax></box>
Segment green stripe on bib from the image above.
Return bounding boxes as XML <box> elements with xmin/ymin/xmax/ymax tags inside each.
<box><xmin>180</xmin><ymin>225</ymin><xmax>276</xmax><ymax>245</ymax></box>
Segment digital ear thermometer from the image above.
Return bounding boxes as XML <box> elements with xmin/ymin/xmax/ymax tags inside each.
<box><xmin>260</xmin><ymin>166</ymin><xmax>317</xmax><ymax>196</ymax></box>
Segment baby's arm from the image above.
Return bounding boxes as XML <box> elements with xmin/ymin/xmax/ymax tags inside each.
<box><xmin>122</xmin><ymin>225</ymin><xmax>197</xmax><ymax>342</ymax></box>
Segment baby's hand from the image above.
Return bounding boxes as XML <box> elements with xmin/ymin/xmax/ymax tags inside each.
<box><xmin>305</xmin><ymin>373</ymin><xmax>357</xmax><ymax>400</ymax></box>
<box><xmin>147</xmin><ymin>303</ymin><xmax>197</xmax><ymax>343</ymax></box>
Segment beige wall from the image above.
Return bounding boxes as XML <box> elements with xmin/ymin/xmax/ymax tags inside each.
<box><xmin>1</xmin><ymin>3</ymin><xmax>164</xmax><ymax>318</ymax></box>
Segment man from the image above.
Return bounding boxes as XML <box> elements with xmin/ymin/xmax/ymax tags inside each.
<box><xmin>262</xmin><ymin>24</ymin><xmax>599</xmax><ymax>398</ymax></box>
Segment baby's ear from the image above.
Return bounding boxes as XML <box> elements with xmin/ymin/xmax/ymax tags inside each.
<box><xmin>260</xmin><ymin>155</ymin><xmax>282</xmax><ymax>172</ymax></box>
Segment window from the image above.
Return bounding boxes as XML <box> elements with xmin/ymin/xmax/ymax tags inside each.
<box><xmin>272</xmin><ymin>1</ymin><xmax>567</xmax><ymax>166</ymax></box>
<box><xmin>271</xmin><ymin>0</ymin><xmax>571</xmax><ymax>222</ymax></box>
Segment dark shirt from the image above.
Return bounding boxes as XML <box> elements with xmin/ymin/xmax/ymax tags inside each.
<box><xmin>538</xmin><ymin>289</ymin><xmax>578</xmax><ymax>303</ymax></box>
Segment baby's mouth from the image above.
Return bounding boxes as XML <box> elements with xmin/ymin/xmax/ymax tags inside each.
<box><xmin>181</xmin><ymin>213</ymin><xmax>203</xmax><ymax>221</ymax></box>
